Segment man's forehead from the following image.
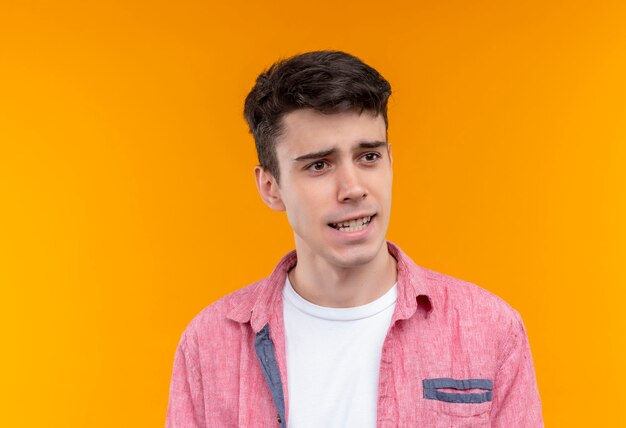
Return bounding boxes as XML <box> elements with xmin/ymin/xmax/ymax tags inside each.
<box><xmin>276</xmin><ymin>109</ymin><xmax>387</xmax><ymax>156</ymax></box>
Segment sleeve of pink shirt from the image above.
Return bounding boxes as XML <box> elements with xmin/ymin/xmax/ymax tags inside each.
<box><xmin>490</xmin><ymin>310</ymin><xmax>544</xmax><ymax>427</ymax></box>
<box><xmin>165</xmin><ymin>332</ymin><xmax>206</xmax><ymax>428</ymax></box>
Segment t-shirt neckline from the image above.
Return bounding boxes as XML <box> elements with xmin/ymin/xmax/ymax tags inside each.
<box><xmin>283</xmin><ymin>276</ymin><xmax>398</xmax><ymax>321</ymax></box>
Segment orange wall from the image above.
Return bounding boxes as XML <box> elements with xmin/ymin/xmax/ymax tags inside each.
<box><xmin>1</xmin><ymin>1</ymin><xmax>625</xmax><ymax>426</ymax></box>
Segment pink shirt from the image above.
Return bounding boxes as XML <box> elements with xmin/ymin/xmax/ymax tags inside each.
<box><xmin>166</xmin><ymin>242</ymin><xmax>543</xmax><ymax>427</ymax></box>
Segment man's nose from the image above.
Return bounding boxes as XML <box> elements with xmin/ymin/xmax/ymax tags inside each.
<box><xmin>337</xmin><ymin>165</ymin><xmax>368</xmax><ymax>202</ymax></box>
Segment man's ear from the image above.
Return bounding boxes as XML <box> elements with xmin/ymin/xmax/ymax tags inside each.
<box><xmin>254</xmin><ymin>166</ymin><xmax>286</xmax><ymax>212</ymax></box>
<box><xmin>388</xmin><ymin>143</ymin><xmax>393</xmax><ymax>166</ymax></box>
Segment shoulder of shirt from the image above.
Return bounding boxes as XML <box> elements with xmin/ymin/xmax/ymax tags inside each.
<box><xmin>417</xmin><ymin>264</ymin><xmax>525</xmax><ymax>333</ymax></box>
<box><xmin>178</xmin><ymin>280</ymin><xmax>264</xmax><ymax>340</ymax></box>
<box><xmin>413</xmin><ymin>263</ymin><xmax>531</xmax><ymax>372</ymax></box>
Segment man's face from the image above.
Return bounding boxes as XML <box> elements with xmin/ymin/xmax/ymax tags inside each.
<box><xmin>265</xmin><ymin>108</ymin><xmax>393</xmax><ymax>269</ymax></box>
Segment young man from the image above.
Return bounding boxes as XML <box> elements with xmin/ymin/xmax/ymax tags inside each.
<box><xmin>166</xmin><ymin>51</ymin><xmax>543</xmax><ymax>427</ymax></box>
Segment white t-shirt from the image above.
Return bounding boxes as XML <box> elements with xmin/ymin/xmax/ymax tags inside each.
<box><xmin>282</xmin><ymin>276</ymin><xmax>398</xmax><ymax>428</ymax></box>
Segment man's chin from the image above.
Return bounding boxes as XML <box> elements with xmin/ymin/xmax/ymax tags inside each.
<box><xmin>325</xmin><ymin>241</ymin><xmax>386</xmax><ymax>269</ymax></box>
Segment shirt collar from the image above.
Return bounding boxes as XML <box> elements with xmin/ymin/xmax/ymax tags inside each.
<box><xmin>227</xmin><ymin>241</ymin><xmax>434</xmax><ymax>332</ymax></box>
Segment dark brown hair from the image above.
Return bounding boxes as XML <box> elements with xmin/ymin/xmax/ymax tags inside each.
<box><xmin>243</xmin><ymin>50</ymin><xmax>392</xmax><ymax>183</ymax></box>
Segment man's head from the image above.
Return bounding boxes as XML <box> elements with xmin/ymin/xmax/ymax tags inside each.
<box><xmin>244</xmin><ymin>50</ymin><xmax>391</xmax><ymax>183</ymax></box>
<box><xmin>244</xmin><ymin>51</ymin><xmax>394</xmax><ymax>269</ymax></box>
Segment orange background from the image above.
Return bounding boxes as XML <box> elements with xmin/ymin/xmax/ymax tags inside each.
<box><xmin>1</xmin><ymin>0</ymin><xmax>625</xmax><ymax>426</ymax></box>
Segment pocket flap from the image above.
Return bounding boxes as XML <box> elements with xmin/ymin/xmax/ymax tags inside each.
<box><xmin>423</xmin><ymin>378</ymin><xmax>493</xmax><ymax>404</ymax></box>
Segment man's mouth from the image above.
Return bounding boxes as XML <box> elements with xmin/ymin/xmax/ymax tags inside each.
<box><xmin>328</xmin><ymin>215</ymin><xmax>374</xmax><ymax>232</ymax></box>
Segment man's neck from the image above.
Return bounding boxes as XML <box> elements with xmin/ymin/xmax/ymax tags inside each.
<box><xmin>288</xmin><ymin>242</ymin><xmax>397</xmax><ymax>308</ymax></box>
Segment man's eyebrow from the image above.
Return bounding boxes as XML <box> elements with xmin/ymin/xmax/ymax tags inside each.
<box><xmin>292</xmin><ymin>141</ymin><xmax>387</xmax><ymax>162</ymax></box>
<box><xmin>357</xmin><ymin>141</ymin><xmax>387</xmax><ymax>149</ymax></box>
<box><xmin>293</xmin><ymin>148</ymin><xmax>337</xmax><ymax>162</ymax></box>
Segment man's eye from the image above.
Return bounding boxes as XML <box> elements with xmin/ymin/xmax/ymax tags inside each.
<box><xmin>307</xmin><ymin>161</ymin><xmax>328</xmax><ymax>172</ymax></box>
<box><xmin>363</xmin><ymin>152</ymin><xmax>381</xmax><ymax>162</ymax></box>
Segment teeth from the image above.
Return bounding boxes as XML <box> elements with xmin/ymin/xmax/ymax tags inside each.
<box><xmin>331</xmin><ymin>216</ymin><xmax>372</xmax><ymax>232</ymax></box>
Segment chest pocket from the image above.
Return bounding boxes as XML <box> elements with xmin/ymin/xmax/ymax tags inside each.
<box><xmin>422</xmin><ymin>378</ymin><xmax>492</xmax><ymax>428</ymax></box>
